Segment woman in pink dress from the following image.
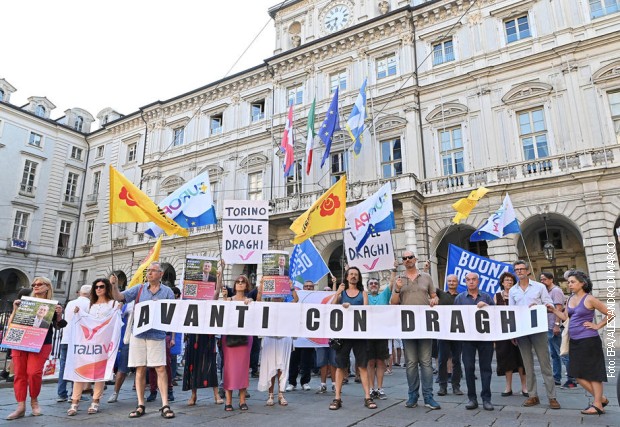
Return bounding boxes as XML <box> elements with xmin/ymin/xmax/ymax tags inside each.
<box><xmin>221</xmin><ymin>275</ymin><xmax>253</xmax><ymax>411</ymax></box>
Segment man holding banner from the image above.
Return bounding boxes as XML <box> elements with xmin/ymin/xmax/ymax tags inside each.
<box><xmin>390</xmin><ymin>251</ymin><xmax>441</xmax><ymax>410</ymax></box>
<box><xmin>111</xmin><ymin>262</ymin><xmax>176</xmax><ymax>419</ymax></box>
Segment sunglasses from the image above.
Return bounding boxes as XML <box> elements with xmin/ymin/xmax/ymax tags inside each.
<box><xmin>402</xmin><ymin>255</ymin><xmax>416</xmax><ymax>260</ymax></box>
<box><xmin>95</xmin><ymin>285</ymin><xmax>106</xmax><ymax>290</ymax></box>
<box><xmin>235</xmin><ymin>280</ymin><xmax>247</xmax><ymax>284</ymax></box>
<box><xmin>369</xmin><ymin>282</ymin><xmax>379</xmax><ymax>285</ymax></box>
<box><xmin>31</xmin><ymin>282</ymin><xmax>46</xmax><ymax>288</ymax></box>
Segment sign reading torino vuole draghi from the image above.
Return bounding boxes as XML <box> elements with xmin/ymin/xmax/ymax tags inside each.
<box><xmin>133</xmin><ymin>299</ymin><xmax>547</xmax><ymax>341</ymax></box>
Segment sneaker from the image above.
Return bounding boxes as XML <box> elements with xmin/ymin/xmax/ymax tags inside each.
<box><xmin>561</xmin><ymin>380</ymin><xmax>577</xmax><ymax>389</ymax></box>
<box><xmin>56</xmin><ymin>396</ymin><xmax>68</xmax><ymax>403</ymax></box>
<box><xmin>424</xmin><ymin>398</ymin><xmax>441</xmax><ymax>410</ymax></box>
<box><xmin>107</xmin><ymin>392</ymin><xmax>119</xmax><ymax>403</ymax></box>
<box><xmin>302</xmin><ymin>383</ymin><xmax>311</xmax><ymax>391</ymax></box>
<box><xmin>146</xmin><ymin>391</ymin><xmax>158</xmax><ymax>402</ymax></box>
<box><xmin>452</xmin><ymin>386</ymin><xmax>464</xmax><ymax>396</ymax></box>
<box><xmin>377</xmin><ymin>389</ymin><xmax>387</xmax><ymax>400</ymax></box>
<box><xmin>405</xmin><ymin>398</ymin><xmax>418</xmax><ymax>408</ymax></box>
<box><xmin>316</xmin><ymin>385</ymin><xmax>327</xmax><ymax>394</ymax></box>
<box><xmin>370</xmin><ymin>389</ymin><xmax>378</xmax><ymax>399</ymax></box>
<box><xmin>554</xmin><ymin>380</ymin><xmax>562</xmax><ymax>386</ymax></box>
<box><xmin>285</xmin><ymin>384</ymin><xmax>296</xmax><ymax>392</ymax></box>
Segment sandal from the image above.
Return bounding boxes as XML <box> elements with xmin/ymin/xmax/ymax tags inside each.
<box><xmin>329</xmin><ymin>398</ymin><xmax>342</xmax><ymax>410</ymax></box>
<box><xmin>239</xmin><ymin>402</ymin><xmax>248</xmax><ymax>411</ymax></box>
<box><xmin>278</xmin><ymin>392</ymin><xmax>288</xmax><ymax>406</ymax></box>
<box><xmin>224</xmin><ymin>404</ymin><xmax>234</xmax><ymax>412</ymax></box>
<box><xmin>266</xmin><ymin>393</ymin><xmax>275</xmax><ymax>406</ymax></box>
<box><xmin>31</xmin><ymin>399</ymin><xmax>42</xmax><ymax>416</ymax></box>
<box><xmin>159</xmin><ymin>405</ymin><xmax>175</xmax><ymax>419</ymax></box>
<box><xmin>88</xmin><ymin>402</ymin><xmax>100</xmax><ymax>414</ymax></box>
<box><xmin>128</xmin><ymin>405</ymin><xmax>146</xmax><ymax>418</ymax></box>
<box><xmin>5</xmin><ymin>409</ymin><xmax>26</xmax><ymax>421</ymax></box>
<box><xmin>188</xmin><ymin>395</ymin><xmax>197</xmax><ymax>406</ymax></box>
<box><xmin>67</xmin><ymin>403</ymin><xmax>79</xmax><ymax>416</ymax></box>
<box><xmin>602</xmin><ymin>398</ymin><xmax>609</xmax><ymax>408</ymax></box>
<box><xmin>581</xmin><ymin>405</ymin><xmax>604</xmax><ymax>415</ymax></box>
<box><xmin>364</xmin><ymin>397</ymin><xmax>377</xmax><ymax>409</ymax></box>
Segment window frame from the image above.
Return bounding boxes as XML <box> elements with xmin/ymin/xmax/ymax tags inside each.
<box><xmin>20</xmin><ymin>159</ymin><xmax>38</xmax><ymax>194</ymax></box>
<box><xmin>127</xmin><ymin>143</ymin><xmax>137</xmax><ymax>162</ymax></box>
<box><xmin>210</xmin><ymin>114</ymin><xmax>223</xmax><ymax>135</ymax></box>
<box><xmin>439</xmin><ymin>126</ymin><xmax>465</xmax><ymax>176</ymax></box>
<box><xmin>286</xmin><ymin>161</ymin><xmax>303</xmax><ymax>196</ymax></box>
<box><xmin>29</xmin><ymin>132</ymin><xmax>42</xmax><ymax>147</ymax></box>
<box><xmin>92</xmin><ymin>171</ymin><xmax>101</xmax><ymax>196</ymax></box>
<box><xmin>330</xmin><ymin>151</ymin><xmax>347</xmax><ymax>186</ymax></box>
<box><xmin>376</xmin><ymin>54</ymin><xmax>398</xmax><ymax>80</ymax></box>
<box><xmin>329</xmin><ymin>71</ymin><xmax>347</xmax><ymax>94</ymax></box>
<box><xmin>35</xmin><ymin>105</ymin><xmax>46</xmax><ymax>117</ymax></box>
<box><xmin>12</xmin><ymin>211</ymin><xmax>29</xmax><ymax>240</ymax></box>
<box><xmin>85</xmin><ymin>219</ymin><xmax>95</xmax><ymax>247</ymax></box>
<box><xmin>380</xmin><ymin>137</ymin><xmax>403</xmax><ymax>178</ymax></box>
<box><xmin>64</xmin><ymin>172</ymin><xmax>80</xmax><ymax>203</ymax></box>
<box><xmin>287</xmin><ymin>84</ymin><xmax>304</xmax><ymax>106</ymax></box>
<box><xmin>608</xmin><ymin>90</ymin><xmax>620</xmax><ymax>143</ymax></box>
<box><xmin>95</xmin><ymin>145</ymin><xmax>104</xmax><ymax>158</ymax></box>
<box><xmin>57</xmin><ymin>220</ymin><xmax>72</xmax><ymax>257</ymax></box>
<box><xmin>504</xmin><ymin>14</ymin><xmax>531</xmax><ymax>44</ymax></box>
<box><xmin>251</xmin><ymin>100</ymin><xmax>265</xmax><ymax>123</ymax></box>
<box><xmin>432</xmin><ymin>38</ymin><xmax>455</xmax><ymax>66</ymax></box>
<box><xmin>70</xmin><ymin>146</ymin><xmax>83</xmax><ymax>160</ymax></box>
<box><xmin>589</xmin><ymin>0</ymin><xmax>620</xmax><ymax>18</ymax></box>
<box><xmin>74</xmin><ymin>116</ymin><xmax>84</xmax><ymax>132</ymax></box>
<box><xmin>173</xmin><ymin>127</ymin><xmax>185</xmax><ymax>146</ymax></box>
<box><xmin>247</xmin><ymin>171</ymin><xmax>264</xmax><ymax>200</ymax></box>
<box><xmin>517</xmin><ymin>107</ymin><xmax>549</xmax><ymax>161</ymax></box>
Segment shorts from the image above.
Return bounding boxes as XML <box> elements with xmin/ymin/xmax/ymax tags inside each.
<box><xmin>335</xmin><ymin>339</ymin><xmax>369</xmax><ymax>369</ymax></box>
<box><xmin>128</xmin><ymin>336</ymin><xmax>166</xmax><ymax>367</ymax></box>
<box><xmin>392</xmin><ymin>339</ymin><xmax>403</xmax><ymax>349</ymax></box>
<box><xmin>117</xmin><ymin>344</ymin><xmax>130</xmax><ymax>374</ymax></box>
<box><xmin>367</xmin><ymin>339</ymin><xmax>389</xmax><ymax>361</ymax></box>
<box><xmin>315</xmin><ymin>347</ymin><xmax>337</xmax><ymax>367</ymax></box>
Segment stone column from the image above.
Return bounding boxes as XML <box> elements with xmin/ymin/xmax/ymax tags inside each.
<box><xmin>401</xmin><ymin>198</ymin><xmax>420</xmax><ymax>256</ymax></box>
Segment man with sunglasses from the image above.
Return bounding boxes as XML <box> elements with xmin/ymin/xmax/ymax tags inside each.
<box><xmin>111</xmin><ymin>262</ymin><xmax>176</xmax><ymax>419</ymax></box>
<box><xmin>390</xmin><ymin>251</ymin><xmax>441</xmax><ymax>410</ymax></box>
<box><xmin>509</xmin><ymin>260</ymin><xmax>560</xmax><ymax>410</ymax></box>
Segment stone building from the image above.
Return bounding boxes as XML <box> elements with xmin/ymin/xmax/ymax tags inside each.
<box><xmin>1</xmin><ymin>0</ymin><xmax>619</xmax><ymax>303</ymax></box>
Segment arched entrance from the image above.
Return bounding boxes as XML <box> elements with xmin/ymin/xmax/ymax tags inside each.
<box><xmin>327</xmin><ymin>242</ymin><xmax>346</xmax><ymax>287</ymax></box>
<box><xmin>517</xmin><ymin>213</ymin><xmax>586</xmax><ymax>292</ymax></box>
<box><xmin>160</xmin><ymin>263</ymin><xmax>177</xmax><ymax>288</ymax></box>
<box><xmin>0</xmin><ymin>268</ymin><xmax>29</xmax><ymax>307</ymax></box>
<box><xmin>435</xmin><ymin>225</ymin><xmax>489</xmax><ymax>286</ymax></box>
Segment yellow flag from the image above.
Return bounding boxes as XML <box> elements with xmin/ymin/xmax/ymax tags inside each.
<box><xmin>451</xmin><ymin>187</ymin><xmax>489</xmax><ymax>224</ymax></box>
<box><xmin>290</xmin><ymin>176</ymin><xmax>347</xmax><ymax>244</ymax></box>
<box><xmin>109</xmin><ymin>166</ymin><xmax>189</xmax><ymax>237</ymax></box>
<box><xmin>127</xmin><ymin>236</ymin><xmax>163</xmax><ymax>289</ymax></box>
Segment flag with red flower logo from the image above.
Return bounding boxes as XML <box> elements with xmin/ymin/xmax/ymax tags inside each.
<box><xmin>290</xmin><ymin>176</ymin><xmax>347</xmax><ymax>244</ymax></box>
<box><xmin>109</xmin><ymin>166</ymin><xmax>189</xmax><ymax>237</ymax></box>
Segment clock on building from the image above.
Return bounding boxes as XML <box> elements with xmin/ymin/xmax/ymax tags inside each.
<box><xmin>323</xmin><ymin>3</ymin><xmax>352</xmax><ymax>33</ymax></box>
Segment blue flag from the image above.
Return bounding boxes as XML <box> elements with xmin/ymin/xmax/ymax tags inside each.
<box><xmin>445</xmin><ymin>244</ymin><xmax>514</xmax><ymax>296</ymax></box>
<box><xmin>289</xmin><ymin>239</ymin><xmax>330</xmax><ymax>287</ymax></box>
<box><xmin>320</xmin><ymin>88</ymin><xmax>340</xmax><ymax>168</ymax></box>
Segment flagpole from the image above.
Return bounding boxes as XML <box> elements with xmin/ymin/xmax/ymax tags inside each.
<box><xmin>109</xmin><ymin>223</ymin><xmax>115</xmax><ymax>272</ymax></box>
<box><xmin>430</xmin><ymin>223</ymin><xmax>453</xmax><ymax>256</ymax></box>
<box><xmin>366</xmin><ymin>73</ymin><xmax>380</xmax><ymax>186</ymax></box>
<box><xmin>519</xmin><ymin>234</ymin><xmax>533</xmax><ymax>269</ymax></box>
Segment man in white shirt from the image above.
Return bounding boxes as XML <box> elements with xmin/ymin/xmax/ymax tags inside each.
<box><xmin>56</xmin><ymin>284</ymin><xmax>92</xmax><ymax>402</ymax></box>
<box><xmin>508</xmin><ymin>260</ymin><xmax>560</xmax><ymax>410</ymax></box>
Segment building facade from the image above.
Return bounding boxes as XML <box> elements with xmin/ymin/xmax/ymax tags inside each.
<box><xmin>1</xmin><ymin>0</ymin><xmax>619</xmax><ymax>304</ymax></box>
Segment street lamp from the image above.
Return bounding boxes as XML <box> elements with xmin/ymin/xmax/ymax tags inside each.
<box><xmin>542</xmin><ymin>214</ymin><xmax>555</xmax><ymax>262</ymax></box>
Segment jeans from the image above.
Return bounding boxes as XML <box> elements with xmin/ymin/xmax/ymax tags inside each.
<box><xmin>437</xmin><ymin>339</ymin><xmax>462</xmax><ymax>388</ymax></box>
<box><xmin>57</xmin><ymin>344</ymin><xmax>71</xmax><ymax>398</ymax></box>
<box><xmin>402</xmin><ymin>339</ymin><xmax>434</xmax><ymax>402</ymax></box>
<box><xmin>461</xmin><ymin>341</ymin><xmax>494</xmax><ymax>403</ymax></box>
<box><xmin>547</xmin><ymin>329</ymin><xmax>572</xmax><ymax>383</ymax></box>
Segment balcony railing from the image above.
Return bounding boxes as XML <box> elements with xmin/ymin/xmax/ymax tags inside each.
<box><xmin>113</xmin><ymin>237</ymin><xmax>127</xmax><ymax>249</ymax></box>
<box><xmin>419</xmin><ymin>146</ymin><xmax>618</xmax><ymax>196</ymax></box>
<box><xmin>57</xmin><ymin>247</ymin><xmax>69</xmax><ymax>257</ymax></box>
<box><xmin>85</xmin><ymin>193</ymin><xmax>98</xmax><ymax>206</ymax></box>
<box><xmin>82</xmin><ymin>245</ymin><xmax>92</xmax><ymax>255</ymax></box>
<box><xmin>63</xmin><ymin>194</ymin><xmax>80</xmax><ymax>205</ymax></box>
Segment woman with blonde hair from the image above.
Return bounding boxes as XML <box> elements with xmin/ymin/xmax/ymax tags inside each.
<box><xmin>67</xmin><ymin>278</ymin><xmax>120</xmax><ymax>415</ymax></box>
<box><xmin>6</xmin><ymin>277</ymin><xmax>66</xmax><ymax>420</ymax></box>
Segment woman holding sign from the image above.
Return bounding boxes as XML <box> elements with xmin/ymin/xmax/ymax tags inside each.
<box><xmin>221</xmin><ymin>274</ymin><xmax>253</xmax><ymax>412</ymax></box>
<box><xmin>67</xmin><ymin>278</ymin><xmax>119</xmax><ymax>416</ymax></box>
<box><xmin>546</xmin><ymin>271</ymin><xmax>612</xmax><ymax>416</ymax></box>
<box><xmin>183</xmin><ymin>263</ymin><xmax>224</xmax><ymax>407</ymax></box>
<box><xmin>6</xmin><ymin>277</ymin><xmax>66</xmax><ymax>420</ymax></box>
<box><xmin>328</xmin><ymin>267</ymin><xmax>376</xmax><ymax>411</ymax></box>
<box><xmin>255</xmin><ymin>277</ymin><xmax>297</xmax><ymax>406</ymax></box>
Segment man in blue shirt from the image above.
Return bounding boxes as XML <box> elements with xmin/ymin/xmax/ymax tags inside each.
<box><xmin>367</xmin><ymin>277</ymin><xmax>393</xmax><ymax>400</ymax></box>
<box><xmin>454</xmin><ymin>272</ymin><xmax>495</xmax><ymax>411</ymax></box>
<box><xmin>112</xmin><ymin>262</ymin><xmax>176</xmax><ymax>419</ymax></box>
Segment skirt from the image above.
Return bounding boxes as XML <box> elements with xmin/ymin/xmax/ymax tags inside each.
<box><xmin>257</xmin><ymin>337</ymin><xmax>293</xmax><ymax>392</ymax></box>
<box><xmin>495</xmin><ymin>339</ymin><xmax>525</xmax><ymax>376</ymax></box>
<box><xmin>182</xmin><ymin>334</ymin><xmax>218</xmax><ymax>391</ymax></box>
<box><xmin>568</xmin><ymin>335</ymin><xmax>607</xmax><ymax>382</ymax></box>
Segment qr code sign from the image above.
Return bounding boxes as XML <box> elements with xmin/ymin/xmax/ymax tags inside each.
<box><xmin>184</xmin><ymin>284</ymin><xmax>198</xmax><ymax>297</ymax></box>
<box><xmin>263</xmin><ymin>279</ymin><xmax>275</xmax><ymax>293</ymax></box>
<box><xmin>4</xmin><ymin>328</ymin><xmax>25</xmax><ymax>344</ymax></box>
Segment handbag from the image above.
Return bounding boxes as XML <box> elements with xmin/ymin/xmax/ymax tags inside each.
<box><xmin>226</xmin><ymin>335</ymin><xmax>248</xmax><ymax>347</ymax></box>
<box><xmin>559</xmin><ymin>317</ymin><xmax>570</xmax><ymax>356</ymax></box>
<box><xmin>329</xmin><ymin>338</ymin><xmax>343</xmax><ymax>351</ymax></box>
<box><xmin>123</xmin><ymin>285</ymin><xmax>144</xmax><ymax>345</ymax></box>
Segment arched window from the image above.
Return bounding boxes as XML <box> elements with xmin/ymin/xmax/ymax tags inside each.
<box><xmin>74</xmin><ymin>116</ymin><xmax>84</xmax><ymax>131</ymax></box>
<box><xmin>0</xmin><ymin>89</ymin><xmax>4</xmax><ymax>102</ymax></box>
<box><xmin>35</xmin><ymin>105</ymin><xmax>46</xmax><ymax>117</ymax></box>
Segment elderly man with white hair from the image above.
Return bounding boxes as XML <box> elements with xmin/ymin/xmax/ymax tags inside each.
<box><xmin>56</xmin><ymin>284</ymin><xmax>92</xmax><ymax>402</ymax></box>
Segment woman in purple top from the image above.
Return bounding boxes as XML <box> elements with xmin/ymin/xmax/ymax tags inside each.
<box><xmin>547</xmin><ymin>270</ymin><xmax>612</xmax><ymax>415</ymax></box>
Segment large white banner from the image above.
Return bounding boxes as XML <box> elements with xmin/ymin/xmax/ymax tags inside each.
<box><xmin>133</xmin><ymin>300</ymin><xmax>547</xmax><ymax>341</ymax></box>
<box><xmin>64</xmin><ymin>310</ymin><xmax>122</xmax><ymax>382</ymax></box>
<box><xmin>222</xmin><ymin>200</ymin><xmax>269</xmax><ymax>264</ymax></box>
<box><xmin>344</xmin><ymin>228</ymin><xmax>394</xmax><ymax>273</ymax></box>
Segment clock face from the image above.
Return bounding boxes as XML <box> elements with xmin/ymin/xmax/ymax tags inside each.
<box><xmin>323</xmin><ymin>5</ymin><xmax>351</xmax><ymax>33</ymax></box>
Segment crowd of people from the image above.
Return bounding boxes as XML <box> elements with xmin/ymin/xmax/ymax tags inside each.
<box><xmin>3</xmin><ymin>255</ymin><xmax>614</xmax><ymax>420</ymax></box>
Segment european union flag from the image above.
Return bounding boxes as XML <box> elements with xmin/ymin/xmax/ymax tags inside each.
<box><xmin>320</xmin><ymin>88</ymin><xmax>340</xmax><ymax>168</ymax></box>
